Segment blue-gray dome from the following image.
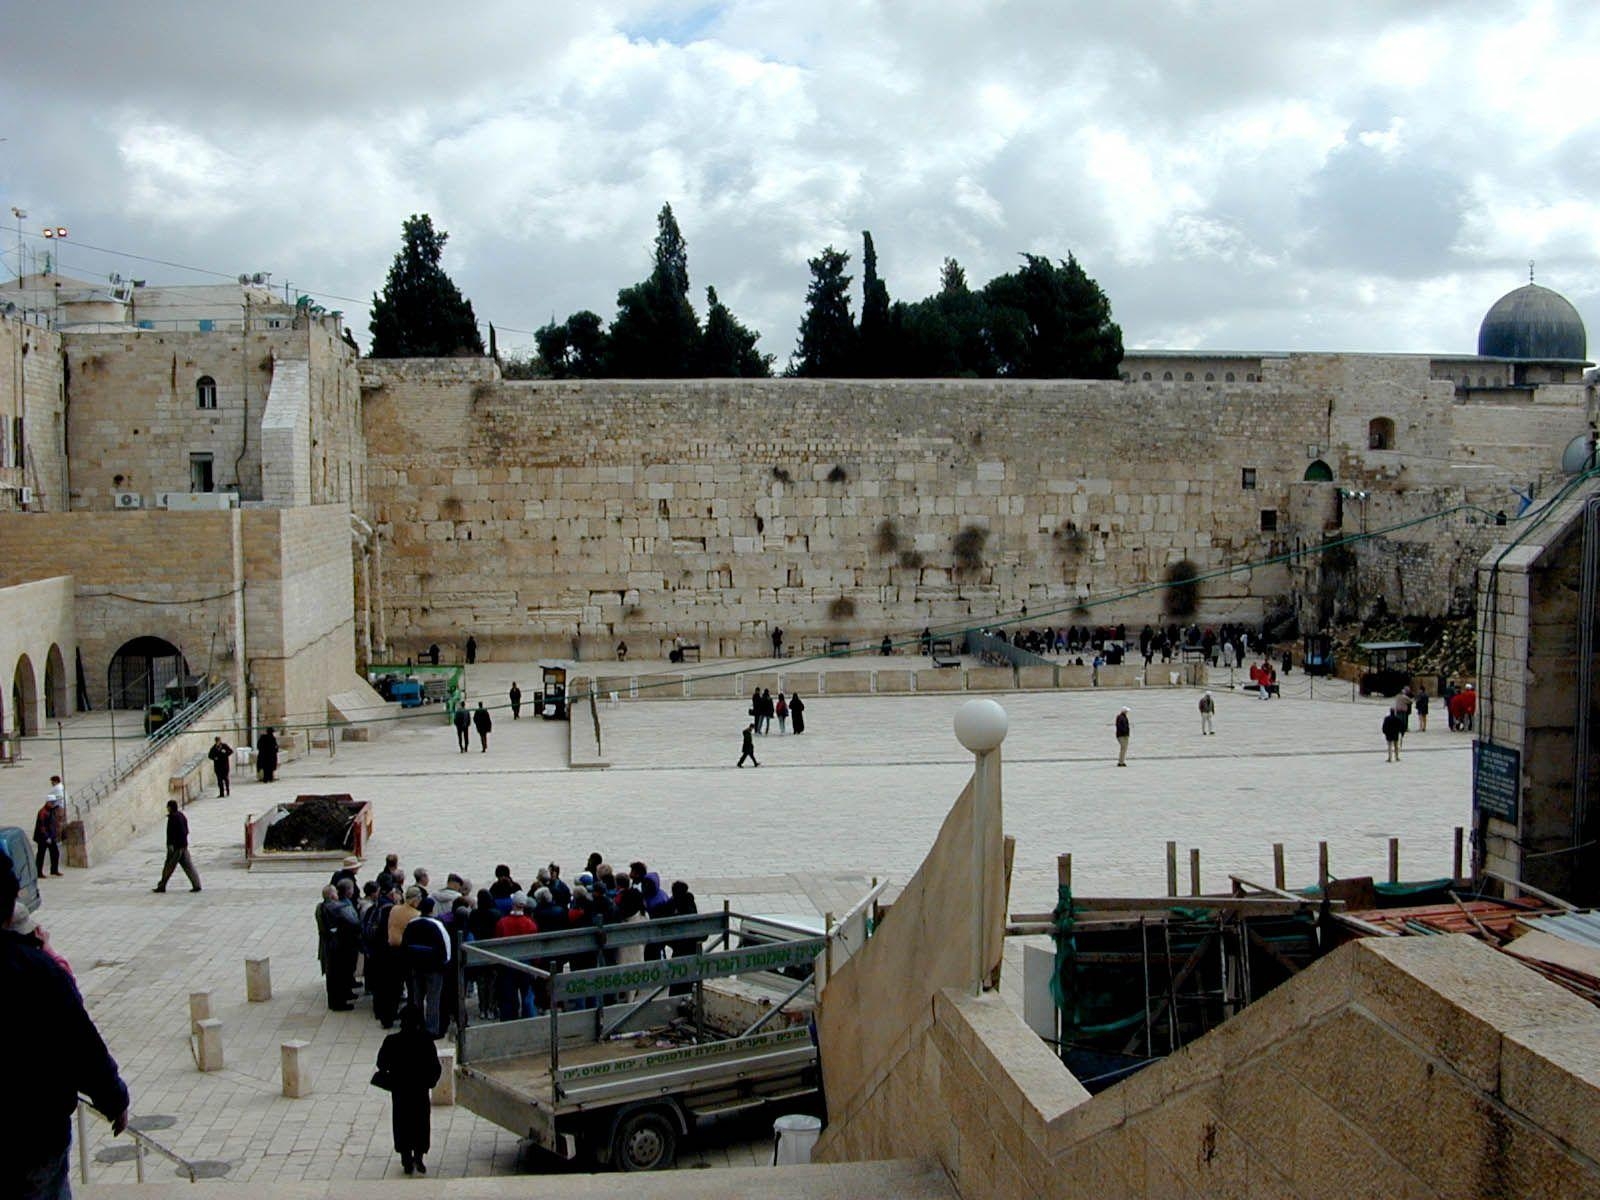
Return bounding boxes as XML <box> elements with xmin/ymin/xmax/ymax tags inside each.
<box><xmin>1477</xmin><ymin>283</ymin><xmax>1587</xmax><ymax>361</ymax></box>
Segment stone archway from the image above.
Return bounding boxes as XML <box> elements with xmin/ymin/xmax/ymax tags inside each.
<box><xmin>1303</xmin><ymin>459</ymin><xmax>1334</xmax><ymax>482</ymax></box>
<box><xmin>107</xmin><ymin>636</ymin><xmax>188</xmax><ymax>710</ymax></box>
<box><xmin>12</xmin><ymin>653</ymin><xmax>38</xmax><ymax>738</ymax></box>
<box><xmin>44</xmin><ymin>643</ymin><xmax>68</xmax><ymax>720</ymax></box>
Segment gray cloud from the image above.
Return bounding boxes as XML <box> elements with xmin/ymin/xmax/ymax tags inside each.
<box><xmin>2</xmin><ymin>1</ymin><xmax>1596</xmax><ymax>362</ymax></box>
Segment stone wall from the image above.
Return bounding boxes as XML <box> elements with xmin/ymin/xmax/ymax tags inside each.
<box><xmin>0</xmin><ymin>575</ymin><xmax>75</xmax><ymax>737</ymax></box>
<box><xmin>0</xmin><ymin>314</ymin><xmax>67</xmax><ymax>513</ymax></box>
<box><xmin>817</xmin><ymin>937</ymin><xmax>1600</xmax><ymax>1198</ymax></box>
<box><xmin>1476</xmin><ymin>478</ymin><xmax>1600</xmax><ymax>903</ymax></box>
<box><xmin>362</xmin><ymin>355</ymin><xmax>1593</xmax><ymax>657</ymax></box>
<box><xmin>60</xmin><ymin>321</ymin><xmax>361</xmax><ymax>509</ymax></box>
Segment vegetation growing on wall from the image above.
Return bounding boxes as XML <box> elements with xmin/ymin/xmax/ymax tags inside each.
<box><xmin>953</xmin><ymin>525</ymin><xmax>988</xmax><ymax>575</ymax></box>
<box><xmin>1164</xmin><ymin>559</ymin><xmax>1200</xmax><ymax>617</ymax></box>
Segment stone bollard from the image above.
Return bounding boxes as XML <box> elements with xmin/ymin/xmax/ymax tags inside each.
<box><xmin>195</xmin><ymin>1018</ymin><xmax>224</xmax><ymax>1072</ymax></box>
<box><xmin>281</xmin><ymin>1040</ymin><xmax>311</xmax><ymax>1098</ymax></box>
<box><xmin>245</xmin><ymin>956</ymin><xmax>272</xmax><ymax>1002</ymax></box>
<box><xmin>431</xmin><ymin>1047</ymin><xmax>456</xmax><ymax>1106</ymax></box>
<box><xmin>188</xmin><ymin>990</ymin><xmax>214</xmax><ymax>1034</ymax></box>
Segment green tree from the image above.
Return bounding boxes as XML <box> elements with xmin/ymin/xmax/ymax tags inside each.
<box><xmin>980</xmin><ymin>253</ymin><xmax>1123</xmax><ymax>378</ymax></box>
<box><xmin>858</xmin><ymin>231</ymin><xmax>892</xmax><ymax>375</ymax></box>
<box><xmin>792</xmin><ymin>246</ymin><xmax>856</xmax><ymax>377</ymax></box>
<box><xmin>698</xmin><ymin>287</ymin><xmax>772</xmax><ymax>377</ymax></box>
<box><xmin>605</xmin><ymin>202</ymin><xmax>702</xmax><ymax>376</ymax></box>
<box><xmin>890</xmin><ymin>257</ymin><xmax>991</xmax><ymax>376</ymax></box>
<box><xmin>368</xmin><ymin>214</ymin><xmax>484</xmax><ymax>358</ymax></box>
<box><xmin>534</xmin><ymin>310</ymin><xmax>608</xmax><ymax>379</ymax></box>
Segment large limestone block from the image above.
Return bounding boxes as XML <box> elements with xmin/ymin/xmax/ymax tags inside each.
<box><xmin>825</xmin><ymin>671</ymin><xmax>873</xmax><ymax>695</ymax></box>
<box><xmin>917</xmin><ymin>667</ymin><xmax>964</xmax><ymax>692</ymax></box>
<box><xmin>966</xmin><ymin>666</ymin><xmax>1015</xmax><ymax>692</ymax></box>
<box><xmin>780</xmin><ymin>671</ymin><xmax>821</xmax><ymax>695</ymax></box>
<box><xmin>1017</xmin><ymin>665</ymin><xmax>1057</xmax><ymax>690</ymax></box>
<box><xmin>876</xmin><ymin>670</ymin><xmax>914</xmax><ymax>694</ymax></box>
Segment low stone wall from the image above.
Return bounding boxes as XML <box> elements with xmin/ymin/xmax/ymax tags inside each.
<box><xmin>65</xmin><ymin>694</ymin><xmax>240</xmax><ymax>867</ymax></box>
<box><xmin>568</xmin><ymin>663</ymin><xmax>1167</xmax><ymax>701</ymax></box>
<box><xmin>817</xmin><ymin>935</ymin><xmax>1600</xmax><ymax>1198</ymax></box>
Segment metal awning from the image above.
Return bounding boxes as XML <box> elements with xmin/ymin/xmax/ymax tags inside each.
<box><xmin>1356</xmin><ymin>641</ymin><xmax>1424</xmax><ymax>652</ymax></box>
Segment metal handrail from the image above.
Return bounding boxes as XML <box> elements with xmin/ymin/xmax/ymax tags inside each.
<box><xmin>70</xmin><ymin>683</ymin><xmax>231</xmax><ymax>821</ymax></box>
<box><xmin>76</xmin><ymin>1098</ymin><xmax>200</xmax><ymax>1184</ymax></box>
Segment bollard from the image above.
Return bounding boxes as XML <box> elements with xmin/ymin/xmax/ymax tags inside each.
<box><xmin>432</xmin><ymin>1047</ymin><xmax>456</xmax><ymax>1106</ymax></box>
<box><xmin>195</xmin><ymin>1018</ymin><xmax>225</xmax><ymax>1072</ymax></box>
<box><xmin>189</xmin><ymin>990</ymin><xmax>214</xmax><ymax>1034</ymax></box>
<box><xmin>246</xmin><ymin>956</ymin><xmax>272</xmax><ymax>1002</ymax></box>
<box><xmin>1272</xmin><ymin>843</ymin><xmax>1286</xmax><ymax>891</ymax></box>
<box><xmin>1388</xmin><ymin>838</ymin><xmax>1400</xmax><ymax>885</ymax></box>
<box><xmin>1189</xmin><ymin>848</ymin><xmax>1202</xmax><ymax>897</ymax></box>
<box><xmin>281</xmin><ymin>1040</ymin><xmax>311</xmax><ymax>1098</ymax></box>
<box><xmin>1165</xmin><ymin>841</ymin><xmax>1178</xmax><ymax>898</ymax></box>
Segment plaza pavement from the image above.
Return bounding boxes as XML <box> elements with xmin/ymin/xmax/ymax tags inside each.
<box><xmin>0</xmin><ymin>662</ymin><xmax>1470</xmax><ymax>1185</ymax></box>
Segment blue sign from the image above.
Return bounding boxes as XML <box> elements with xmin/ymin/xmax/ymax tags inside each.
<box><xmin>1473</xmin><ymin>741</ymin><xmax>1520</xmax><ymax>824</ymax></box>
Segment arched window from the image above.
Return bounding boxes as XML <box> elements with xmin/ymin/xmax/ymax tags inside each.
<box><xmin>1303</xmin><ymin>459</ymin><xmax>1334</xmax><ymax>482</ymax></box>
<box><xmin>1478</xmin><ymin>375</ymin><xmax>1487</xmax><ymax>387</ymax></box>
<box><xmin>1368</xmin><ymin>417</ymin><xmax>1395</xmax><ymax>450</ymax></box>
<box><xmin>1142</xmin><ymin>372</ymin><xmax>1152</xmax><ymax>381</ymax></box>
<box><xmin>1162</xmin><ymin>371</ymin><xmax>1173</xmax><ymax>381</ymax></box>
<box><xmin>196</xmin><ymin>376</ymin><xmax>217</xmax><ymax>409</ymax></box>
<box><xmin>1224</xmin><ymin>372</ymin><xmax>1235</xmax><ymax>382</ymax></box>
<box><xmin>1204</xmin><ymin>372</ymin><xmax>1214</xmax><ymax>382</ymax></box>
<box><xmin>1246</xmin><ymin>373</ymin><xmax>1257</xmax><ymax>382</ymax></box>
<box><xmin>1184</xmin><ymin>371</ymin><xmax>1194</xmax><ymax>381</ymax></box>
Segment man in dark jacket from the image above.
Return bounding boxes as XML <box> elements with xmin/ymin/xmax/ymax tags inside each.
<box><xmin>208</xmin><ymin>736</ymin><xmax>233</xmax><ymax>796</ymax></box>
<box><xmin>318</xmin><ymin>881</ymin><xmax>362</xmax><ymax>1011</ymax></box>
<box><xmin>0</xmin><ymin>855</ymin><xmax>129</xmax><ymax>1198</ymax></box>
<box><xmin>401</xmin><ymin>897</ymin><xmax>452</xmax><ymax>1036</ymax></box>
<box><xmin>256</xmin><ymin>727</ymin><xmax>280</xmax><ymax>782</ymax></box>
<box><xmin>153</xmin><ymin>799</ymin><xmax>201</xmax><ymax>892</ymax></box>
<box><xmin>472</xmin><ymin>702</ymin><xmax>492</xmax><ymax>752</ymax></box>
<box><xmin>508</xmin><ymin>682</ymin><xmax>522</xmax><ymax>719</ymax></box>
<box><xmin>452</xmin><ymin>705</ymin><xmax>470</xmax><ymax>753</ymax></box>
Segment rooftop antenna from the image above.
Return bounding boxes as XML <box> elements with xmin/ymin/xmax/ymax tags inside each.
<box><xmin>1529</xmin><ymin>260</ymin><xmax>1536</xmax><ymax>285</ymax></box>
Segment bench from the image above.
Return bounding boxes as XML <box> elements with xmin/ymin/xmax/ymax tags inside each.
<box><xmin>929</xmin><ymin>638</ymin><xmax>955</xmax><ymax>658</ymax></box>
<box><xmin>933</xmin><ymin>657</ymin><xmax>961</xmax><ymax>669</ymax></box>
<box><xmin>170</xmin><ymin>753</ymin><xmax>208</xmax><ymax>802</ymax></box>
<box><xmin>678</xmin><ymin>644</ymin><xmax>700</xmax><ymax>663</ymax></box>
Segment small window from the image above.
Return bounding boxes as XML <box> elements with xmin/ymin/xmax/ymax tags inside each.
<box><xmin>1260</xmin><ymin>509</ymin><xmax>1278</xmax><ymax>532</ymax></box>
<box><xmin>190</xmin><ymin>452</ymin><xmax>214</xmax><ymax>492</ymax></box>
<box><xmin>1204</xmin><ymin>372</ymin><xmax>1214</xmax><ymax>382</ymax></box>
<box><xmin>1224</xmin><ymin>372</ymin><xmax>1235</xmax><ymax>382</ymax></box>
<box><xmin>1162</xmin><ymin>371</ymin><xmax>1173</xmax><ymax>381</ymax></box>
<box><xmin>1241</xmin><ymin>468</ymin><xmax>1257</xmax><ymax>490</ymax></box>
<box><xmin>1478</xmin><ymin>375</ymin><xmax>1487</xmax><ymax>387</ymax></box>
<box><xmin>1368</xmin><ymin>417</ymin><xmax>1395</xmax><ymax>450</ymax></box>
<box><xmin>1246</xmin><ymin>373</ymin><xmax>1257</xmax><ymax>382</ymax></box>
<box><xmin>198</xmin><ymin>319</ymin><xmax>215</xmax><ymax>333</ymax></box>
<box><xmin>196</xmin><ymin>376</ymin><xmax>217</xmax><ymax>409</ymax></box>
<box><xmin>1141</xmin><ymin>372</ymin><xmax>1152</xmax><ymax>381</ymax></box>
<box><xmin>1184</xmin><ymin>371</ymin><xmax>1194</xmax><ymax>381</ymax></box>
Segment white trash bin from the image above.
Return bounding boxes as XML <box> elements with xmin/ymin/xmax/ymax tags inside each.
<box><xmin>772</xmin><ymin>1113</ymin><xmax>822</xmax><ymax>1165</ymax></box>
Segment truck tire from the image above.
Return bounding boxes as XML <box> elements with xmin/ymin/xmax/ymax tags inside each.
<box><xmin>612</xmin><ymin>1107</ymin><xmax>678</xmax><ymax>1171</ymax></box>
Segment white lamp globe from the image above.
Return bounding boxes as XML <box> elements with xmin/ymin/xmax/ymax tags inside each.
<box><xmin>954</xmin><ymin>698</ymin><xmax>1009</xmax><ymax>753</ymax></box>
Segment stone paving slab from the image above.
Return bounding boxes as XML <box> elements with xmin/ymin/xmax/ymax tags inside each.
<box><xmin>8</xmin><ymin>664</ymin><xmax>1468</xmax><ymax>1186</ymax></box>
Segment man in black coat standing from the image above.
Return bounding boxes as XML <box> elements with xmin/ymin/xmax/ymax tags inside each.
<box><xmin>509</xmin><ymin>682</ymin><xmax>522</xmax><ymax>719</ymax></box>
<box><xmin>153</xmin><ymin>799</ymin><xmax>202</xmax><ymax>892</ymax></box>
<box><xmin>208</xmin><ymin>735</ymin><xmax>233</xmax><ymax>796</ymax></box>
<box><xmin>472</xmin><ymin>702</ymin><xmax>493</xmax><ymax>752</ymax></box>
<box><xmin>256</xmin><ymin>726</ymin><xmax>280</xmax><ymax>782</ymax></box>
<box><xmin>452</xmin><ymin>705</ymin><xmax>470</xmax><ymax>753</ymax></box>
<box><xmin>0</xmin><ymin>855</ymin><xmax>129</xmax><ymax>1199</ymax></box>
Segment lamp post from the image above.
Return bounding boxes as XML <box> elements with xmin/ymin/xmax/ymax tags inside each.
<box><xmin>954</xmin><ymin>698</ymin><xmax>1008</xmax><ymax>996</ymax></box>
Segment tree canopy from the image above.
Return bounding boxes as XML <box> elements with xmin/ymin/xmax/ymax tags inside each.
<box><xmin>535</xmin><ymin>203</ymin><xmax>772</xmax><ymax>378</ymax></box>
<box><xmin>791</xmin><ymin>246</ymin><xmax>856</xmax><ymax>377</ymax></box>
<box><xmin>368</xmin><ymin>214</ymin><xmax>484</xmax><ymax>358</ymax></box>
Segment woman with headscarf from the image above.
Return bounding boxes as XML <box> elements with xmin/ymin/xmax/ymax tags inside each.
<box><xmin>789</xmin><ymin>692</ymin><xmax>806</xmax><ymax>735</ymax></box>
<box><xmin>374</xmin><ymin>1005</ymin><xmax>442</xmax><ymax>1175</ymax></box>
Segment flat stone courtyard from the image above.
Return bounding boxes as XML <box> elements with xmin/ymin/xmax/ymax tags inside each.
<box><xmin>0</xmin><ymin>663</ymin><xmax>1471</xmax><ymax>1184</ymax></box>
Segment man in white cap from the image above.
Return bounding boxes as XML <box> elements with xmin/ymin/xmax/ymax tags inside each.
<box><xmin>1115</xmin><ymin>707</ymin><xmax>1131</xmax><ymax>766</ymax></box>
<box><xmin>1198</xmin><ymin>691</ymin><xmax>1215</xmax><ymax>736</ymax></box>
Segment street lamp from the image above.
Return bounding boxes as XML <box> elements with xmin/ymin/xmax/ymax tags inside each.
<box><xmin>954</xmin><ymin>698</ymin><xmax>1008</xmax><ymax>995</ymax></box>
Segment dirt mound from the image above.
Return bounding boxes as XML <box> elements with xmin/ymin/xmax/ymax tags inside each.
<box><xmin>263</xmin><ymin>795</ymin><xmax>355</xmax><ymax>852</ymax></box>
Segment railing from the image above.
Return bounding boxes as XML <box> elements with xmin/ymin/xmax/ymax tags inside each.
<box><xmin>70</xmin><ymin>683</ymin><xmax>231</xmax><ymax>822</ymax></box>
<box><xmin>963</xmin><ymin>629</ymin><xmax>1054</xmax><ymax>669</ymax></box>
<box><xmin>77</xmin><ymin>1099</ymin><xmax>199</xmax><ymax>1184</ymax></box>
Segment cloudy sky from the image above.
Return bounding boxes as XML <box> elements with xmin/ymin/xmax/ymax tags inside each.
<box><xmin>3</xmin><ymin>1</ymin><xmax>1596</xmax><ymax>363</ymax></box>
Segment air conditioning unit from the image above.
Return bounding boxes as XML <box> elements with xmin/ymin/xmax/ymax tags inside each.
<box><xmin>112</xmin><ymin>491</ymin><xmax>143</xmax><ymax>509</ymax></box>
<box><xmin>19</xmin><ymin>486</ymin><xmax>33</xmax><ymax>504</ymax></box>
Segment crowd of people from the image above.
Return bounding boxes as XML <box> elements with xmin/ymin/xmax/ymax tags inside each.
<box><xmin>315</xmin><ymin>851</ymin><xmax>702</xmax><ymax>1040</ymax></box>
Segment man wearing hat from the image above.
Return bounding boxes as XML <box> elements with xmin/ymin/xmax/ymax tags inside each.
<box><xmin>331</xmin><ymin>854</ymin><xmax>361</xmax><ymax>893</ymax></box>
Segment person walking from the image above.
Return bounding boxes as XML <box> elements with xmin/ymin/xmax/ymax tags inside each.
<box><xmin>452</xmin><ymin>705</ymin><xmax>470</xmax><ymax>753</ymax></box>
<box><xmin>775</xmin><ymin>692</ymin><xmax>789</xmax><ymax>734</ymax></box>
<box><xmin>1415</xmin><ymin>688</ymin><xmax>1430</xmax><ymax>733</ymax></box>
<box><xmin>771</xmin><ymin>625</ymin><xmax>783</xmax><ymax>658</ymax></box>
<box><xmin>374</xmin><ymin>1005</ymin><xmax>443</xmax><ymax>1176</ymax></box>
<box><xmin>208</xmin><ymin>736</ymin><xmax>233</xmax><ymax>796</ymax></box>
<box><xmin>1198</xmin><ymin>691</ymin><xmax>1215</xmax><ymax>736</ymax></box>
<box><xmin>0</xmin><ymin>856</ymin><xmax>130</xmax><ymax>1200</ymax></box>
<box><xmin>152</xmin><ymin>799</ymin><xmax>202</xmax><ymax>892</ymax></box>
<box><xmin>465</xmin><ymin>635</ymin><xmax>477</xmax><ymax>664</ymax></box>
<box><xmin>32</xmin><ymin>787</ymin><xmax>63</xmax><ymax>878</ymax></box>
<box><xmin>508</xmin><ymin>682</ymin><xmax>522</xmax><ymax>719</ymax></box>
<box><xmin>256</xmin><ymin>726</ymin><xmax>280</xmax><ymax>782</ymax></box>
<box><xmin>472</xmin><ymin>702</ymin><xmax>492</xmax><ymax>752</ymax></box>
<box><xmin>789</xmin><ymin>692</ymin><xmax>806</xmax><ymax>735</ymax></box>
<box><xmin>737</xmin><ymin>722</ymin><xmax>760</xmax><ymax>768</ymax></box>
<box><xmin>1114</xmin><ymin>707</ymin><xmax>1131</xmax><ymax>766</ymax></box>
<box><xmin>1382</xmin><ymin>710</ymin><xmax>1404</xmax><ymax>762</ymax></box>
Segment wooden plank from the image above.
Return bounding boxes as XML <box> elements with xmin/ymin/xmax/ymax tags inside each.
<box><xmin>1011</xmin><ymin>895</ymin><xmax>1337</xmax><ymax>919</ymax></box>
<box><xmin>1483</xmin><ymin>869</ymin><xmax>1579</xmax><ymax>912</ymax></box>
<box><xmin>1122</xmin><ymin>930</ymin><xmax>1216</xmax><ymax>1055</ymax></box>
<box><xmin>1245</xmin><ymin>926</ymin><xmax>1304</xmax><ymax>977</ymax></box>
